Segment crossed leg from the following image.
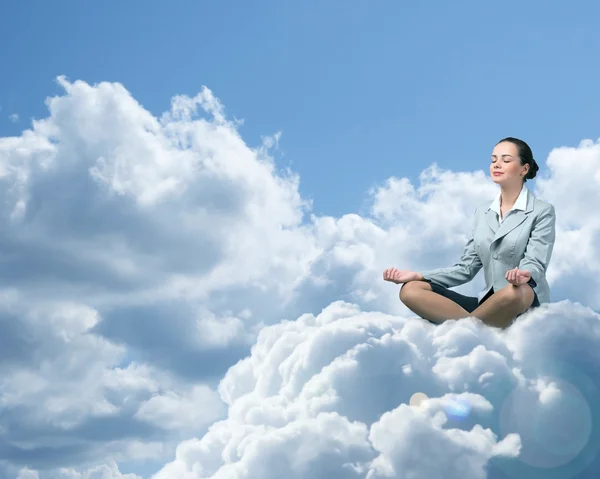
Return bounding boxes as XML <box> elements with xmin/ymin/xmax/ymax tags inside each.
<box><xmin>399</xmin><ymin>281</ymin><xmax>470</xmax><ymax>323</ymax></box>
<box><xmin>399</xmin><ymin>281</ymin><xmax>535</xmax><ymax>328</ymax></box>
<box><xmin>470</xmin><ymin>283</ymin><xmax>535</xmax><ymax>328</ymax></box>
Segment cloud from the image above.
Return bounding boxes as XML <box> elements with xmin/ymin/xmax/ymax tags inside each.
<box><xmin>0</xmin><ymin>76</ymin><xmax>319</xmax><ymax>374</ymax></box>
<box><xmin>153</xmin><ymin>300</ymin><xmax>600</xmax><ymax>479</ymax></box>
<box><xmin>9</xmin><ymin>113</ymin><xmax>19</xmax><ymax>123</ymax></box>
<box><xmin>0</xmin><ymin>76</ymin><xmax>319</xmax><ymax>475</ymax></box>
<box><xmin>134</xmin><ymin>385</ymin><xmax>224</xmax><ymax>431</ymax></box>
<box><xmin>1</xmin><ymin>76</ymin><xmax>600</xmax><ymax>478</ymax></box>
<box><xmin>14</xmin><ymin>461</ymin><xmax>143</xmax><ymax>479</ymax></box>
<box><xmin>17</xmin><ymin>463</ymin><xmax>140</xmax><ymax>479</ymax></box>
<box><xmin>0</xmin><ymin>292</ymin><xmax>224</xmax><ymax>473</ymax></box>
<box><xmin>532</xmin><ymin>139</ymin><xmax>600</xmax><ymax>306</ymax></box>
<box><xmin>59</xmin><ymin>461</ymin><xmax>141</xmax><ymax>479</ymax></box>
<box><xmin>18</xmin><ymin>468</ymin><xmax>40</xmax><ymax>479</ymax></box>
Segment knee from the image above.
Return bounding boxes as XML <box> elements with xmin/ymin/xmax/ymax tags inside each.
<box><xmin>498</xmin><ymin>283</ymin><xmax>531</xmax><ymax>306</ymax></box>
<box><xmin>399</xmin><ymin>281</ymin><xmax>429</xmax><ymax>303</ymax></box>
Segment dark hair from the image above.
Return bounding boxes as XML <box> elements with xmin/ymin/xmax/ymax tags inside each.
<box><xmin>496</xmin><ymin>137</ymin><xmax>539</xmax><ymax>182</ymax></box>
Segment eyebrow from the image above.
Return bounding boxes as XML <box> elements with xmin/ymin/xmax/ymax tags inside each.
<box><xmin>491</xmin><ymin>154</ymin><xmax>514</xmax><ymax>158</ymax></box>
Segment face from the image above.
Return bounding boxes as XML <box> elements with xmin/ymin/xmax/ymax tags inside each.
<box><xmin>490</xmin><ymin>142</ymin><xmax>529</xmax><ymax>185</ymax></box>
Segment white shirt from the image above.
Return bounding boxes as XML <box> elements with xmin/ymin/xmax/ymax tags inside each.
<box><xmin>488</xmin><ymin>184</ymin><xmax>528</xmax><ymax>224</ymax></box>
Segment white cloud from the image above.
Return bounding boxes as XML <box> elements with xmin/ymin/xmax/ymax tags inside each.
<box><xmin>1</xmin><ymin>77</ymin><xmax>600</xmax><ymax>478</ymax></box>
<box><xmin>135</xmin><ymin>384</ymin><xmax>225</xmax><ymax>431</ymax></box>
<box><xmin>57</xmin><ymin>461</ymin><xmax>141</xmax><ymax>479</ymax></box>
<box><xmin>18</xmin><ymin>468</ymin><xmax>40</xmax><ymax>479</ymax></box>
<box><xmin>367</xmin><ymin>400</ymin><xmax>520</xmax><ymax>479</ymax></box>
<box><xmin>533</xmin><ymin>140</ymin><xmax>600</xmax><ymax>299</ymax></box>
<box><xmin>0</xmin><ymin>293</ymin><xmax>224</xmax><ymax>473</ymax></box>
<box><xmin>16</xmin><ymin>463</ymin><xmax>140</xmax><ymax>479</ymax></box>
<box><xmin>9</xmin><ymin>113</ymin><xmax>19</xmax><ymax>123</ymax></box>
<box><xmin>0</xmin><ymin>76</ymin><xmax>319</xmax><ymax>476</ymax></box>
<box><xmin>154</xmin><ymin>300</ymin><xmax>600</xmax><ymax>479</ymax></box>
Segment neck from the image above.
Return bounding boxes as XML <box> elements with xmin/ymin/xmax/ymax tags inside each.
<box><xmin>500</xmin><ymin>183</ymin><xmax>523</xmax><ymax>208</ymax></box>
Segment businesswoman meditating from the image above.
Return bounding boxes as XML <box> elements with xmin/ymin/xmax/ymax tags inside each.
<box><xmin>383</xmin><ymin>137</ymin><xmax>556</xmax><ymax>328</ymax></box>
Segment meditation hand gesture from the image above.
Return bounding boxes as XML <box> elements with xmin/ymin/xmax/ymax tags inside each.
<box><xmin>505</xmin><ymin>267</ymin><xmax>531</xmax><ymax>286</ymax></box>
<box><xmin>383</xmin><ymin>268</ymin><xmax>423</xmax><ymax>284</ymax></box>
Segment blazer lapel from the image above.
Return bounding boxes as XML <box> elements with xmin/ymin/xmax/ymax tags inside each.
<box><xmin>493</xmin><ymin>211</ymin><xmax>527</xmax><ymax>243</ymax></box>
<box><xmin>491</xmin><ymin>191</ymin><xmax>535</xmax><ymax>245</ymax></box>
<box><xmin>485</xmin><ymin>209</ymin><xmax>499</xmax><ymax>234</ymax></box>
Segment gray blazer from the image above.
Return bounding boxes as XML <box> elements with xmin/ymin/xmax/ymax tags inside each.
<box><xmin>421</xmin><ymin>191</ymin><xmax>556</xmax><ymax>304</ymax></box>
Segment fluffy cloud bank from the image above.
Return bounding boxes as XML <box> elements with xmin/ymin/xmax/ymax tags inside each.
<box><xmin>1</xmin><ymin>77</ymin><xmax>600</xmax><ymax>478</ymax></box>
<box><xmin>153</xmin><ymin>300</ymin><xmax>600</xmax><ymax>479</ymax></box>
<box><xmin>18</xmin><ymin>460</ymin><xmax>141</xmax><ymax>479</ymax></box>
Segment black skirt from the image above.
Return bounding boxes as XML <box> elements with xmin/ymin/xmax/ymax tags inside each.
<box><xmin>427</xmin><ymin>281</ymin><xmax>540</xmax><ymax>316</ymax></box>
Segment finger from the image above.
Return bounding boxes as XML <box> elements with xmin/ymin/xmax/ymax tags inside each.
<box><xmin>515</xmin><ymin>271</ymin><xmax>524</xmax><ymax>283</ymax></box>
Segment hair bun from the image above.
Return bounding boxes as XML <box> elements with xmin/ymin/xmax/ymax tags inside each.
<box><xmin>528</xmin><ymin>159</ymin><xmax>539</xmax><ymax>179</ymax></box>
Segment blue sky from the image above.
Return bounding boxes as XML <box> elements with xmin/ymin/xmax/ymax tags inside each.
<box><xmin>2</xmin><ymin>2</ymin><xmax>600</xmax><ymax>478</ymax></box>
<box><xmin>2</xmin><ymin>0</ymin><xmax>600</xmax><ymax>217</ymax></box>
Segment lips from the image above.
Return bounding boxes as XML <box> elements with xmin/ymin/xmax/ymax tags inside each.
<box><xmin>493</xmin><ymin>172</ymin><xmax>503</xmax><ymax>176</ymax></box>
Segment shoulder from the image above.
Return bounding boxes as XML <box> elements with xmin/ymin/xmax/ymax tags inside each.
<box><xmin>531</xmin><ymin>194</ymin><xmax>555</xmax><ymax>216</ymax></box>
<box><xmin>529</xmin><ymin>194</ymin><xmax>556</xmax><ymax>233</ymax></box>
<box><xmin>474</xmin><ymin>200</ymin><xmax>492</xmax><ymax>216</ymax></box>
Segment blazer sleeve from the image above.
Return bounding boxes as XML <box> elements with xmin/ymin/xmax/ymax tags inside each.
<box><xmin>420</xmin><ymin>207</ymin><xmax>483</xmax><ymax>288</ymax></box>
<box><xmin>518</xmin><ymin>204</ymin><xmax>556</xmax><ymax>286</ymax></box>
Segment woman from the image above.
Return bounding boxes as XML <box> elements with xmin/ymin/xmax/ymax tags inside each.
<box><xmin>383</xmin><ymin>137</ymin><xmax>556</xmax><ymax>328</ymax></box>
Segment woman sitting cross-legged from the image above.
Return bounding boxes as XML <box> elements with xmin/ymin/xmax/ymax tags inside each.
<box><xmin>383</xmin><ymin>137</ymin><xmax>556</xmax><ymax>328</ymax></box>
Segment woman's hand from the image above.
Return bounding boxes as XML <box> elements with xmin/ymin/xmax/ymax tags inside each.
<box><xmin>505</xmin><ymin>267</ymin><xmax>531</xmax><ymax>286</ymax></box>
<box><xmin>383</xmin><ymin>268</ymin><xmax>423</xmax><ymax>284</ymax></box>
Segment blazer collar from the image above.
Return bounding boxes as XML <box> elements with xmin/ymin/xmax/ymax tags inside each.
<box><xmin>485</xmin><ymin>186</ymin><xmax>535</xmax><ymax>243</ymax></box>
<box><xmin>489</xmin><ymin>184</ymin><xmax>528</xmax><ymax>216</ymax></box>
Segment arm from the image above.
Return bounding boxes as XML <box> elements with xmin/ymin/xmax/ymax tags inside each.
<box><xmin>518</xmin><ymin>204</ymin><xmax>556</xmax><ymax>286</ymax></box>
<box><xmin>420</xmin><ymin>208</ymin><xmax>483</xmax><ymax>288</ymax></box>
